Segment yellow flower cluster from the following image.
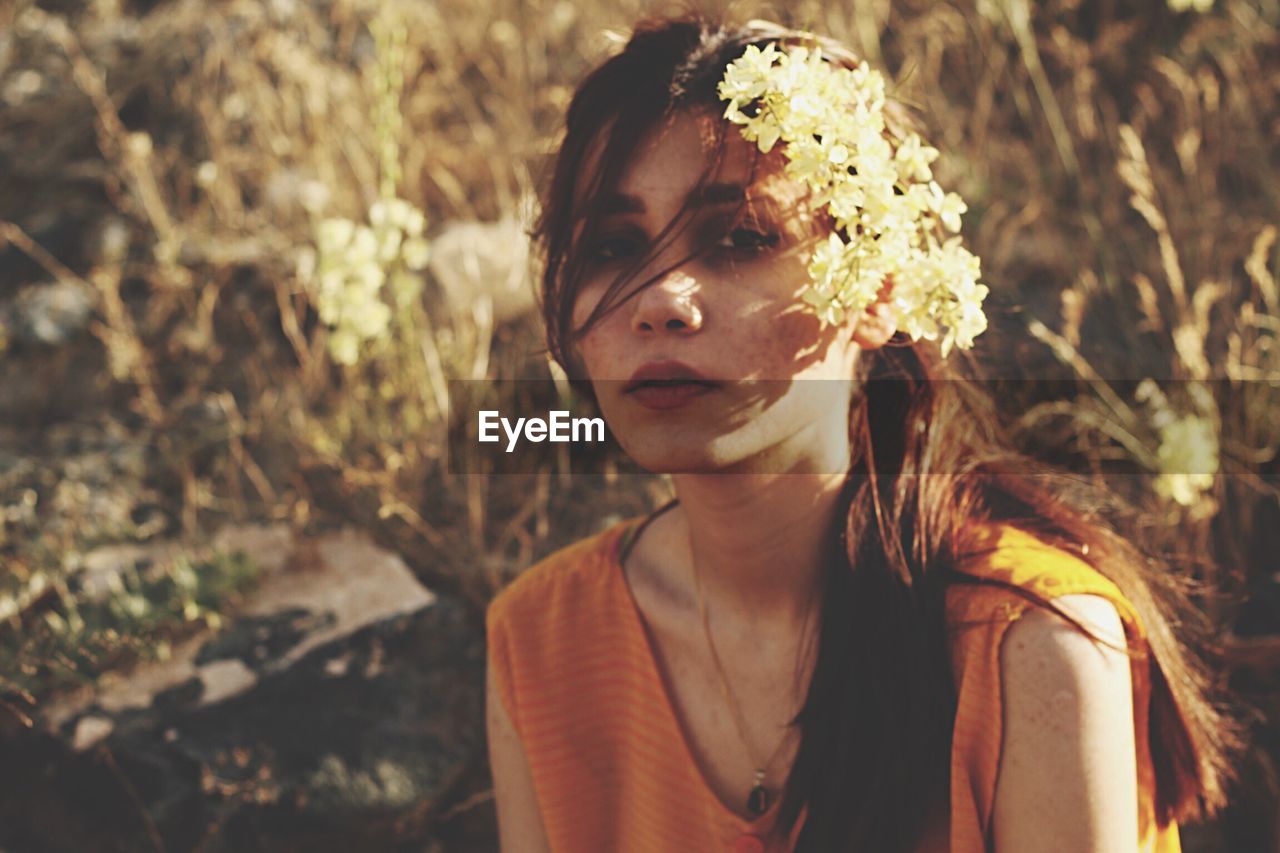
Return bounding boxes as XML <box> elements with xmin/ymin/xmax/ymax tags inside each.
<box><xmin>301</xmin><ymin>199</ymin><xmax>430</xmax><ymax>366</ymax></box>
<box><xmin>1135</xmin><ymin>379</ymin><xmax>1219</xmax><ymax>508</ymax></box>
<box><xmin>718</xmin><ymin>43</ymin><xmax>988</xmax><ymax>355</ymax></box>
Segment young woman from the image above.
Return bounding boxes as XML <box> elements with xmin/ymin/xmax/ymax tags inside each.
<box><xmin>485</xmin><ymin>15</ymin><xmax>1239</xmax><ymax>853</ymax></box>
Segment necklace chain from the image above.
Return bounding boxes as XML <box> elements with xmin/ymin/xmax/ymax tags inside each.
<box><xmin>690</xmin><ymin>556</ymin><xmax>817</xmax><ymax>816</ymax></box>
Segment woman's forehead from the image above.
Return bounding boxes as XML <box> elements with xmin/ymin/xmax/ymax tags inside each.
<box><xmin>573</xmin><ymin>108</ymin><xmax>808</xmax><ymax>219</ymax></box>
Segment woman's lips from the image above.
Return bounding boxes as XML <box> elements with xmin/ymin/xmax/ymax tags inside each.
<box><xmin>622</xmin><ymin>360</ymin><xmax>720</xmax><ymax>410</ymax></box>
<box><xmin>626</xmin><ymin>380</ymin><xmax>718</xmax><ymax>410</ymax></box>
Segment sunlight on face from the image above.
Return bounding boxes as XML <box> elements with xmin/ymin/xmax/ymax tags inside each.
<box><xmin>567</xmin><ymin>109</ymin><xmax>884</xmax><ymax>476</ymax></box>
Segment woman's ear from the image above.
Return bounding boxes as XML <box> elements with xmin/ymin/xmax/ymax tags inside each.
<box><xmin>851</xmin><ymin>275</ymin><xmax>898</xmax><ymax>350</ymax></box>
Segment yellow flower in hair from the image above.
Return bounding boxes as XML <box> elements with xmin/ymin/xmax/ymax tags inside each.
<box><xmin>720</xmin><ymin>42</ymin><xmax>782</xmax><ymax>110</ymax></box>
<box><xmin>717</xmin><ymin>40</ymin><xmax>989</xmax><ymax>355</ymax></box>
<box><xmin>894</xmin><ymin>134</ymin><xmax>939</xmax><ymax>183</ymax></box>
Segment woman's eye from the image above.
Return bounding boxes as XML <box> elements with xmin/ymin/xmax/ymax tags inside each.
<box><xmin>716</xmin><ymin>227</ymin><xmax>779</xmax><ymax>253</ymax></box>
<box><xmin>586</xmin><ymin>234</ymin><xmax>643</xmax><ymax>263</ymax></box>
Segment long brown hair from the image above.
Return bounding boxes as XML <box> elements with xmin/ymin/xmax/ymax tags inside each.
<box><xmin>533</xmin><ymin>14</ymin><xmax>1242</xmax><ymax>852</ymax></box>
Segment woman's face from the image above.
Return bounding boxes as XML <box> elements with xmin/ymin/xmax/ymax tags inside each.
<box><xmin>569</xmin><ymin>109</ymin><xmax>894</xmax><ymax>475</ymax></box>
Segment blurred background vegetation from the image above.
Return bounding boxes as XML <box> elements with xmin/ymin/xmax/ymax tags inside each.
<box><xmin>0</xmin><ymin>0</ymin><xmax>1277</xmax><ymax>849</ymax></box>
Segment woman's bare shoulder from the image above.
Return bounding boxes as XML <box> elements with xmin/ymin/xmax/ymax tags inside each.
<box><xmin>992</xmin><ymin>593</ymin><xmax>1139</xmax><ymax>852</ymax></box>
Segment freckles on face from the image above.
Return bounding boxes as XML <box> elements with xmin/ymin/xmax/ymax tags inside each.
<box><xmin>565</xmin><ymin>109</ymin><xmax>862</xmax><ymax>385</ymax></box>
<box><xmin>747</xmin><ymin>295</ymin><xmax>859</xmax><ymax>380</ymax></box>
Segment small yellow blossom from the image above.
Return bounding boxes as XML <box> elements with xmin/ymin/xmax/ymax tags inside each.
<box><xmin>720</xmin><ymin>42</ymin><xmax>782</xmax><ymax>110</ymax></box>
<box><xmin>894</xmin><ymin>134</ymin><xmax>939</xmax><ymax>183</ymax></box>
<box><xmin>300</xmin><ymin>196</ymin><xmax>431</xmax><ymax>366</ymax></box>
<box><xmin>1135</xmin><ymin>379</ymin><xmax>1219</xmax><ymax>508</ymax></box>
<box><xmin>1154</xmin><ymin>414</ymin><xmax>1217</xmax><ymax>506</ymax></box>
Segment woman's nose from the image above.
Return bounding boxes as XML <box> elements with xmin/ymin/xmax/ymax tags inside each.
<box><xmin>630</xmin><ymin>269</ymin><xmax>704</xmax><ymax>335</ymax></box>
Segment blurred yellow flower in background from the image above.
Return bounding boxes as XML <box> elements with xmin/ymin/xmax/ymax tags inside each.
<box><xmin>298</xmin><ymin>198</ymin><xmax>431</xmax><ymax>366</ymax></box>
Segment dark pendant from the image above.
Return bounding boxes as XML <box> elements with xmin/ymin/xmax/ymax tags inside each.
<box><xmin>747</xmin><ymin>783</ymin><xmax>771</xmax><ymax>816</ymax></box>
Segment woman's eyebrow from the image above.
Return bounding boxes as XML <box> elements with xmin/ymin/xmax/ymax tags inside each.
<box><xmin>592</xmin><ymin>182</ymin><xmax>748</xmax><ymax>216</ymax></box>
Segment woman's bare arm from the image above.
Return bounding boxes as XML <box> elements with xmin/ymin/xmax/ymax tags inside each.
<box><xmin>992</xmin><ymin>593</ymin><xmax>1141</xmax><ymax>853</ymax></box>
<box><xmin>486</xmin><ymin>660</ymin><xmax>553</xmax><ymax>852</ymax></box>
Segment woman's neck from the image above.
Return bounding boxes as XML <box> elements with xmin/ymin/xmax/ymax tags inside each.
<box><xmin>662</xmin><ymin>470</ymin><xmax>847</xmax><ymax>631</ymax></box>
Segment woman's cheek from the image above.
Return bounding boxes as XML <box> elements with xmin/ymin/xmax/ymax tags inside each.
<box><xmin>576</xmin><ymin>324</ymin><xmax>618</xmax><ymax>380</ymax></box>
<box><xmin>757</xmin><ymin>306</ymin><xmax>832</xmax><ymax>373</ymax></box>
<box><xmin>569</xmin><ymin>288</ymin><xmax>598</xmax><ymax>333</ymax></box>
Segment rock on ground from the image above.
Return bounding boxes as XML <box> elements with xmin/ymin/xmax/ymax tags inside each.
<box><xmin>0</xmin><ymin>526</ymin><xmax>489</xmax><ymax>853</ymax></box>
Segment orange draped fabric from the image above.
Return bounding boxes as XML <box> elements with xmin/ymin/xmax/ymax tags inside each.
<box><xmin>486</xmin><ymin>516</ymin><xmax>1181</xmax><ymax>852</ymax></box>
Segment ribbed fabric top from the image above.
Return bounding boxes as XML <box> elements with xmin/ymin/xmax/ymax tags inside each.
<box><xmin>485</xmin><ymin>515</ymin><xmax>1181</xmax><ymax>852</ymax></box>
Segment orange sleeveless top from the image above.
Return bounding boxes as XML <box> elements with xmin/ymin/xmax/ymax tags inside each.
<box><xmin>485</xmin><ymin>516</ymin><xmax>1181</xmax><ymax>852</ymax></box>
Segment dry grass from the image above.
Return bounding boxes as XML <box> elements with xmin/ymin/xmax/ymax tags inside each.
<box><xmin>0</xmin><ymin>0</ymin><xmax>1277</xmax><ymax>845</ymax></box>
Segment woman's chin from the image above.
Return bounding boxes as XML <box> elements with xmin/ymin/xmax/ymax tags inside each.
<box><xmin>618</xmin><ymin>433</ymin><xmax>785</xmax><ymax>476</ymax></box>
<box><xmin>622</xmin><ymin>447</ymin><xmax>725</xmax><ymax>475</ymax></box>
<box><xmin>616</xmin><ymin>434</ymin><xmax>735</xmax><ymax>475</ymax></box>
